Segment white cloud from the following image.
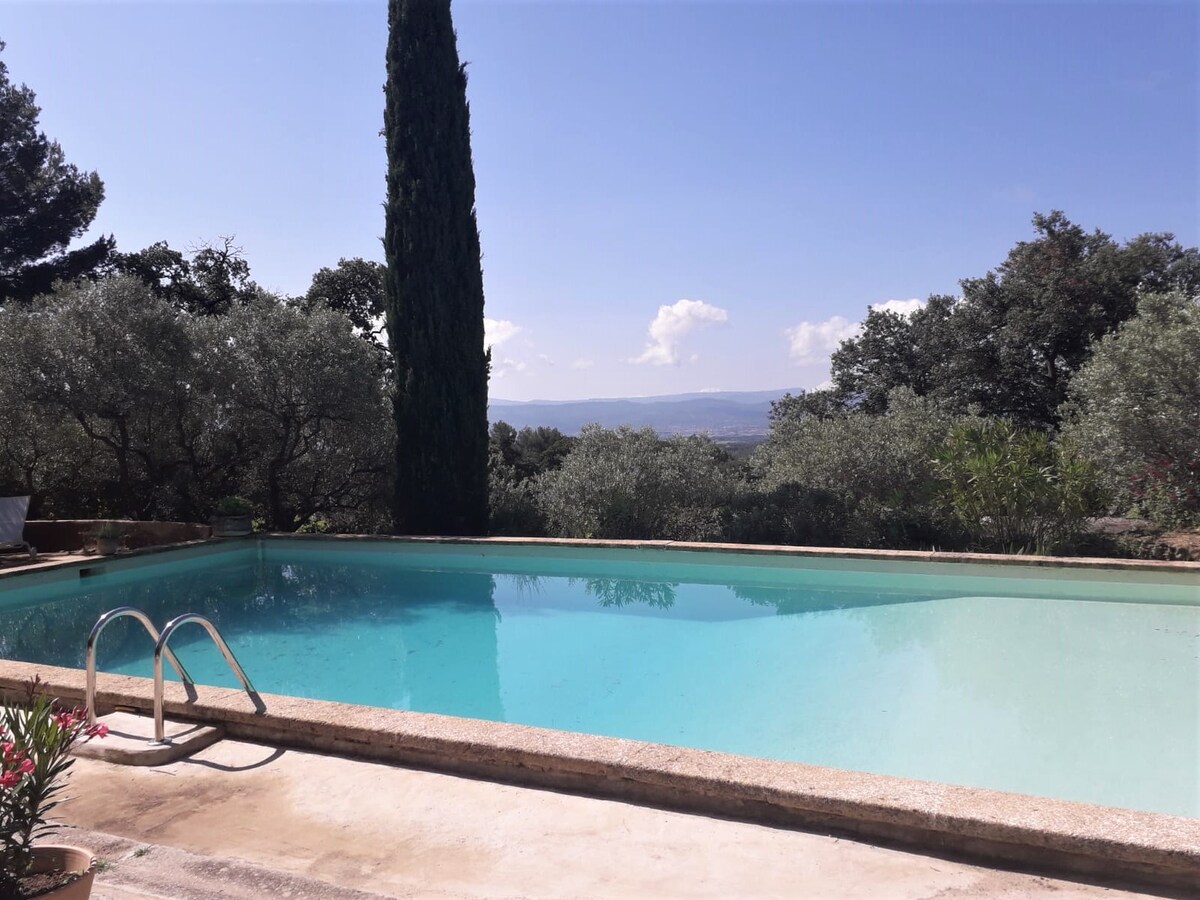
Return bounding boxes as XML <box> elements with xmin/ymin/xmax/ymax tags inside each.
<box><xmin>633</xmin><ymin>298</ymin><xmax>728</xmax><ymax>366</ymax></box>
<box><xmin>484</xmin><ymin>318</ymin><xmax>520</xmax><ymax>350</ymax></box>
<box><xmin>571</xmin><ymin>358</ymin><xmax>594</xmax><ymax>370</ymax></box>
<box><xmin>870</xmin><ymin>298</ymin><xmax>924</xmax><ymax>317</ymax></box>
<box><xmin>491</xmin><ymin>357</ymin><xmax>527</xmax><ymax>378</ymax></box>
<box><xmin>786</xmin><ymin>298</ymin><xmax>926</xmax><ymax>364</ymax></box>
<box><xmin>785</xmin><ymin>315</ymin><xmax>859</xmax><ymax>363</ymax></box>
<box><xmin>537</xmin><ymin>353</ymin><xmax>555</xmax><ymax>366</ymax></box>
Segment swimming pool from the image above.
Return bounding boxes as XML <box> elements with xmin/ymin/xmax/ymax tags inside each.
<box><xmin>1</xmin><ymin>539</ymin><xmax>1196</xmax><ymax>817</ymax></box>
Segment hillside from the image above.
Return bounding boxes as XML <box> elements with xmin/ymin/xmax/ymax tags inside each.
<box><xmin>488</xmin><ymin>389</ymin><xmax>800</xmax><ymax>438</ymax></box>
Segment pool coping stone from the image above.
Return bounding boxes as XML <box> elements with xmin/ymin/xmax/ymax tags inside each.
<box><xmin>270</xmin><ymin>532</ymin><xmax>1200</xmax><ymax>573</ymax></box>
<box><xmin>1</xmin><ymin>533</ymin><xmax>1197</xmax><ymax>584</ymax></box>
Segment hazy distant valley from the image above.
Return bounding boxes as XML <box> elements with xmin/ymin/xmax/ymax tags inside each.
<box><xmin>488</xmin><ymin>389</ymin><xmax>798</xmax><ymax>441</ymax></box>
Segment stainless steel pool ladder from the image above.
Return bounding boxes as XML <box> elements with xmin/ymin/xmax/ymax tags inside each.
<box><xmin>84</xmin><ymin>607</ymin><xmax>265</xmax><ymax>744</ymax></box>
<box><xmin>86</xmin><ymin>606</ymin><xmax>197</xmax><ymax>724</ymax></box>
<box><xmin>152</xmin><ymin>612</ymin><xmax>266</xmax><ymax>743</ymax></box>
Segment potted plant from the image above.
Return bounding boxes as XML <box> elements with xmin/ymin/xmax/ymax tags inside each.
<box><xmin>91</xmin><ymin>522</ymin><xmax>123</xmax><ymax>557</ymax></box>
<box><xmin>211</xmin><ymin>496</ymin><xmax>254</xmax><ymax>537</ymax></box>
<box><xmin>2</xmin><ymin>679</ymin><xmax>107</xmax><ymax>898</ymax></box>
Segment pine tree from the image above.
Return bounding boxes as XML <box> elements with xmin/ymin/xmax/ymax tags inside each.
<box><xmin>0</xmin><ymin>41</ymin><xmax>113</xmax><ymax>302</ymax></box>
<box><xmin>383</xmin><ymin>0</ymin><xmax>489</xmax><ymax>535</ymax></box>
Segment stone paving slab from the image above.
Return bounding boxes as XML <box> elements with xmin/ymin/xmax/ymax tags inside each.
<box><xmin>75</xmin><ymin>711</ymin><xmax>226</xmax><ymax>766</ymax></box>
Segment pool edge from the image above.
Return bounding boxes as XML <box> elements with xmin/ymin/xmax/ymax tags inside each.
<box><xmin>271</xmin><ymin>533</ymin><xmax>1200</xmax><ymax>573</ymax></box>
<box><xmin>1</xmin><ymin>659</ymin><xmax>1196</xmax><ymax>894</ymax></box>
<box><xmin>2</xmin><ymin>534</ymin><xmax>1197</xmax><ymax>584</ymax></box>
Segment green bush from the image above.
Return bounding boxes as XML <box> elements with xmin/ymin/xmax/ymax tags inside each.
<box><xmin>537</xmin><ymin>426</ymin><xmax>736</xmax><ymax>541</ymax></box>
<box><xmin>213</xmin><ymin>496</ymin><xmax>253</xmax><ymax>516</ymax></box>
<box><xmin>752</xmin><ymin>388</ymin><xmax>961</xmax><ymax>548</ymax></box>
<box><xmin>723</xmin><ymin>482</ymin><xmax>850</xmax><ymax>547</ymax></box>
<box><xmin>1062</xmin><ymin>291</ymin><xmax>1200</xmax><ymax>526</ymax></box>
<box><xmin>933</xmin><ymin>420</ymin><xmax>1105</xmax><ymax>554</ymax></box>
<box><xmin>487</xmin><ymin>465</ymin><xmax>546</xmax><ymax>537</ymax></box>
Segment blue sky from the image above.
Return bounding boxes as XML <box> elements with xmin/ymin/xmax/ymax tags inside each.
<box><xmin>3</xmin><ymin>0</ymin><xmax>1196</xmax><ymax>400</ymax></box>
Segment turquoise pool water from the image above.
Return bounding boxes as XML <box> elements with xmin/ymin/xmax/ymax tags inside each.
<box><xmin>1</xmin><ymin>542</ymin><xmax>1196</xmax><ymax>816</ymax></box>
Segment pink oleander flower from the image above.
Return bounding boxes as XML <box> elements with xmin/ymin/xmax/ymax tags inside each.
<box><xmin>2</xmin><ymin>677</ymin><xmax>107</xmax><ymax>890</ymax></box>
<box><xmin>53</xmin><ymin>711</ymin><xmax>76</xmax><ymax>731</ymax></box>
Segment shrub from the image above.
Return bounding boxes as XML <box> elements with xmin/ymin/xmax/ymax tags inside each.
<box><xmin>933</xmin><ymin>420</ymin><xmax>1106</xmax><ymax>554</ymax></box>
<box><xmin>751</xmin><ymin>388</ymin><xmax>962</xmax><ymax>548</ymax></box>
<box><xmin>212</xmin><ymin>496</ymin><xmax>253</xmax><ymax>516</ymax></box>
<box><xmin>537</xmin><ymin>426</ymin><xmax>737</xmax><ymax>541</ymax></box>
<box><xmin>1126</xmin><ymin>457</ymin><xmax>1200</xmax><ymax>528</ymax></box>
<box><xmin>488</xmin><ymin>466</ymin><xmax>546</xmax><ymax>537</ymax></box>
<box><xmin>1062</xmin><ymin>291</ymin><xmax>1200</xmax><ymax>527</ymax></box>
<box><xmin>724</xmin><ymin>483</ymin><xmax>850</xmax><ymax>547</ymax></box>
<box><xmin>1</xmin><ymin>680</ymin><xmax>106</xmax><ymax>893</ymax></box>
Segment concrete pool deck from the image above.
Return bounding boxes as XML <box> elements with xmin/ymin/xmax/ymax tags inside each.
<box><xmin>64</xmin><ymin>737</ymin><xmax>1167</xmax><ymax>899</ymax></box>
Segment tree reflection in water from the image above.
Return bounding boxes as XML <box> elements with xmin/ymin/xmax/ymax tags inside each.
<box><xmin>578</xmin><ymin>578</ymin><xmax>678</xmax><ymax>609</ymax></box>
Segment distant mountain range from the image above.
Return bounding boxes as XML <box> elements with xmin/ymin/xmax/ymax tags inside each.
<box><xmin>488</xmin><ymin>388</ymin><xmax>801</xmax><ymax>439</ymax></box>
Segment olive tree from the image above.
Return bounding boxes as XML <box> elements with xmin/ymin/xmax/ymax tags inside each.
<box><xmin>0</xmin><ymin>277</ymin><xmax>200</xmax><ymax>517</ymax></box>
<box><xmin>0</xmin><ymin>332</ymin><xmax>101</xmax><ymax>516</ymax></box>
<box><xmin>537</xmin><ymin>426</ymin><xmax>736</xmax><ymax>541</ymax></box>
<box><xmin>752</xmin><ymin>388</ymin><xmax>964</xmax><ymax>547</ymax></box>
<box><xmin>0</xmin><ymin>278</ymin><xmax>393</xmax><ymax>529</ymax></box>
<box><xmin>1062</xmin><ymin>291</ymin><xmax>1200</xmax><ymax>525</ymax></box>
<box><xmin>198</xmin><ymin>299</ymin><xmax>393</xmax><ymax>531</ymax></box>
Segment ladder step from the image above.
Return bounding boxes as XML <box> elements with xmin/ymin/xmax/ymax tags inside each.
<box><xmin>74</xmin><ymin>712</ymin><xmax>225</xmax><ymax>767</ymax></box>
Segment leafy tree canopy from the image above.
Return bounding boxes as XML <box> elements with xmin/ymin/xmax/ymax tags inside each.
<box><xmin>831</xmin><ymin>212</ymin><xmax>1200</xmax><ymax>425</ymax></box>
<box><xmin>0</xmin><ymin>40</ymin><xmax>112</xmax><ymax>302</ymax></box>
<box><xmin>489</xmin><ymin>421</ymin><xmax>575</xmax><ymax>481</ymax></box>
<box><xmin>109</xmin><ymin>236</ymin><xmax>259</xmax><ymax>315</ymax></box>
<box><xmin>304</xmin><ymin>257</ymin><xmax>389</xmax><ymax>364</ymax></box>
<box><xmin>1062</xmin><ymin>291</ymin><xmax>1200</xmax><ymax>525</ymax></box>
<box><xmin>538</xmin><ymin>425</ymin><xmax>736</xmax><ymax>542</ymax></box>
<box><xmin>0</xmin><ymin>276</ymin><xmax>391</xmax><ymax>528</ymax></box>
<box><xmin>830</xmin><ymin>295</ymin><xmax>957</xmax><ymax>415</ymax></box>
<box><xmin>768</xmin><ymin>388</ymin><xmax>848</xmax><ymax>426</ymax></box>
<box><xmin>755</xmin><ymin>388</ymin><xmax>964</xmax><ymax>547</ymax></box>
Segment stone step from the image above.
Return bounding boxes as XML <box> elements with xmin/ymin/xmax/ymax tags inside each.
<box><xmin>75</xmin><ymin>711</ymin><xmax>224</xmax><ymax>766</ymax></box>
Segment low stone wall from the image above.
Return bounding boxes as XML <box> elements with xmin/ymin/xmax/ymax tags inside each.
<box><xmin>23</xmin><ymin>519</ymin><xmax>211</xmax><ymax>552</ymax></box>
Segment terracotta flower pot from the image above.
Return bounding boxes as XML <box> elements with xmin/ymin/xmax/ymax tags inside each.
<box><xmin>26</xmin><ymin>845</ymin><xmax>96</xmax><ymax>899</ymax></box>
<box><xmin>211</xmin><ymin>514</ymin><xmax>252</xmax><ymax>537</ymax></box>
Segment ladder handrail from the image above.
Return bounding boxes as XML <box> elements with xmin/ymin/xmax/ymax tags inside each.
<box><xmin>153</xmin><ymin>612</ymin><xmax>265</xmax><ymax>743</ymax></box>
<box><xmin>86</xmin><ymin>606</ymin><xmax>196</xmax><ymax>724</ymax></box>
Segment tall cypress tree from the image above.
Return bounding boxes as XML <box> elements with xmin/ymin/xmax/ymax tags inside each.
<box><xmin>384</xmin><ymin>0</ymin><xmax>489</xmax><ymax>535</ymax></box>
